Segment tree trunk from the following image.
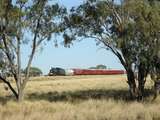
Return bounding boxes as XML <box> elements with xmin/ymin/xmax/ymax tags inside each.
<box><xmin>153</xmin><ymin>80</ymin><xmax>160</xmax><ymax>100</ymax></box>
<box><xmin>16</xmin><ymin>75</ymin><xmax>25</xmax><ymax>102</ymax></box>
<box><xmin>17</xmin><ymin>77</ymin><xmax>30</xmax><ymax>102</ymax></box>
<box><xmin>126</xmin><ymin>68</ymin><xmax>138</xmax><ymax>99</ymax></box>
<box><xmin>137</xmin><ymin>63</ymin><xmax>147</xmax><ymax>101</ymax></box>
<box><xmin>137</xmin><ymin>78</ymin><xmax>145</xmax><ymax>101</ymax></box>
<box><xmin>17</xmin><ymin>85</ymin><xmax>24</xmax><ymax>102</ymax></box>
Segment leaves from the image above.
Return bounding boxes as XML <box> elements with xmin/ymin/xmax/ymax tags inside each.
<box><xmin>63</xmin><ymin>0</ymin><xmax>160</xmax><ymax>77</ymax></box>
<box><xmin>0</xmin><ymin>0</ymin><xmax>67</xmax><ymax>100</ymax></box>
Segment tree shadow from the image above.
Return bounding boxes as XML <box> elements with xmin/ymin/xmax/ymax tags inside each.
<box><xmin>0</xmin><ymin>97</ymin><xmax>7</xmax><ymax>105</ymax></box>
<box><xmin>0</xmin><ymin>96</ymin><xmax>15</xmax><ymax>105</ymax></box>
<box><xmin>27</xmin><ymin>88</ymin><xmax>155</xmax><ymax>103</ymax></box>
<box><xmin>0</xmin><ymin>88</ymin><xmax>155</xmax><ymax>104</ymax></box>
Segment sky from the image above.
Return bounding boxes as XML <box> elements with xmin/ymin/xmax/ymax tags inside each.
<box><xmin>21</xmin><ymin>0</ymin><xmax>124</xmax><ymax>75</ymax></box>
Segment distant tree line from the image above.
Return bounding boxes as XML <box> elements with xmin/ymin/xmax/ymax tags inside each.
<box><xmin>89</xmin><ymin>64</ymin><xmax>107</xmax><ymax>69</ymax></box>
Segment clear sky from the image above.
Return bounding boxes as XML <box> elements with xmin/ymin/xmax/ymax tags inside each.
<box><xmin>21</xmin><ymin>0</ymin><xmax>124</xmax><ymax>75</ymax></box>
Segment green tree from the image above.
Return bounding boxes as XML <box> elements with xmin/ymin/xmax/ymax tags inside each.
<box><xmin>0</xmin><ymin>0</ymin><xmax>66</xmax><ymax>101</ymax></box>
<box><xmin>88</xmin><ymin>67</ymin><xmax>96</xmax><ymax>69</ymax></box>
<box><xmin>63</xmin><ymin>0</ymin><xmax>160</xmax><ymax>100</ymax></box>
<box><xmin>23</xmin><ymin>67</ymin><xmax>43</xmax><ymax>77</ymax></box>
<box><xmin>89</xmin><ymin>64</ymin><xmax>107</xmax><ymax>69</ymax></box>
<box><xmin>96</xmin><ymin>64</ymin><xmax>107</xmax><ymax>69</ymax></box>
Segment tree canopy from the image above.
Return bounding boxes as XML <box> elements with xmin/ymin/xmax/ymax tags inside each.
<box><xmin>0</xmin><ymin>0</ymin><xmax>66</xmax><ymax>101</ymax></box>
<box><xmin>63</xmin><ymin>0</ymin><xmax>160</xmax><ymax>100</ymax></box>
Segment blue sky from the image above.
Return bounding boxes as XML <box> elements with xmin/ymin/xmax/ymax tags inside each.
<box><xmin>21</xmin><ymin>0</ymin><xmax>124</xmax><ymax>74</ymax></box>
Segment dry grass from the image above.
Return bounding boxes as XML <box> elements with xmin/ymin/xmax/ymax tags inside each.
<box><xmin>0</xmin><ymin>75</ymin><xmax>160</xmax><ymax>120</ymax></box>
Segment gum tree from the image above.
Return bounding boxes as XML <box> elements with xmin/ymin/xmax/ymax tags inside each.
<box><xmin>0</xmin><ymin>0</ymin><xmax>66</xmax><ymax>101</ymax></box>
<box><xmin>63</xmin><ymin>0</ymin><xmax>160</xmax><ymax>100</ymax></box>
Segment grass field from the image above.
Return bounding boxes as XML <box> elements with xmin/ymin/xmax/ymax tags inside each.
<box><xmin>0</xmin><ymin>75</ymin><xmax>160</xmax><ymax>120</ymax></box>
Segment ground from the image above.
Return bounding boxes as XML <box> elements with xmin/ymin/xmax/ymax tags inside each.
<box><xmin>0</xmin><ymin>75</ymin><xmax>160</xmax><ymax>120</ymax></box>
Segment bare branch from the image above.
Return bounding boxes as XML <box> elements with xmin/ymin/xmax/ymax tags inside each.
<box><xmin>85</xmin><ymin>34</ymin><xmax>127</xmax><ymax>70</ymax></box>
<box><xmin>0</xmin><ymin>75</ymin><xmax>18</xmax><ymax>99</ymax></box>
<box><xmin>23</xmin><ymin>7</ymin><xmax>44</xmax><ymax>87</ymax></box>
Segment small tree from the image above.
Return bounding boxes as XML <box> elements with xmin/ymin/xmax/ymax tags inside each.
<box><xmin>0</xmin><ymin>0</ymin><xmax>66</xmax><ymax>101</ymax></box>
<box><xmin>89</xmin><ymin>64</ymin><xmax>107</xmax><ymax>69</ymax></box>
<box><xmin>96</xmin><ymin>64</ymin><xmax>107</xmax><ymax>69</ymax></box>
<box><xmin>23</xmin><ymin>67</ymin><xmax>43</xmax><ymax>77</ymax></box>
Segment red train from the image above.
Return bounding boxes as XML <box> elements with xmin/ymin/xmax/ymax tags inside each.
<box><xmin>72</xmin><ymin>69</ymin><xmax>125</xmax><ymax>75</ymax></box>
<box><xmin>48</xmin><ymin>67</ymin><xmax>125</xmax><ymax>76</ymax></box>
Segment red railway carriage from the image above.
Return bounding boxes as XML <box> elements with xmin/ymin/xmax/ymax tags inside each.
<box><xmin>72</xmin><ymin>69</ymin><xmax>125</xmax><ymax>75</ymax></box>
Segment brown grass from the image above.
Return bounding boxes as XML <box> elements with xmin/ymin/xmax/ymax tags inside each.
<box><xmin>0</xmin><ymin>75</ymin><xmax>160</xmax><ymax>120</ymax></box>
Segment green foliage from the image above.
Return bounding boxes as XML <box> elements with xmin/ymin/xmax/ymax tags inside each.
<box><xmin>64</xmin><ymin>0</ymin><xmax>160</xmax><ymax>71</ymax></box>
<box><xmin>23</xmin><ymin>67</ymin><xmax>43</xmax><ymax>77</ymax></box>
<box><xmin>63</xmin><ymin>0</ymin><xmax>160</xmax><ymax>99</ymax></box>
<box><xmin>0</xmin><ymin>0</ymin><xmax>66</xmax><ymax>70</ymax></box>
<box><xmin>89</xmin><ymin>64</ymin><xmax>107</xmax><ymax>69</ymax></box>
<box><xmin>96</xmin><ymin>64</ymin><xmax>107</xmax><ymax>69</ymax></box>
<box><xmin>0</xmin><ymin>0</ymin><xmax>67</xmax><ymax>101</ymax></box>
<box><xmin>27</xmin><ymin>1</ymin><xmax>66</xmax><ymax>41</ymax></box>
<box><xmin>0</xmin><ymin>50</ymin><xmax>12</xmax><ymax>77</ymax></box>
<box><xmin>0</xmin><ymin>51</ymin><xmax>4</xmax><ymax>69</ymax></box>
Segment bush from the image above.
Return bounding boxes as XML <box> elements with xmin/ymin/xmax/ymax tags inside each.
<box><xmin>23</xmin><ymin>67</ymin><xmax>43</xmax><ymax>77</ymax></box>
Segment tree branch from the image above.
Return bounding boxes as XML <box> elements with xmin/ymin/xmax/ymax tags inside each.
<box><xmin>85</xmin><ymin>34</ymin><xmax>127</xmax><ymax>70</ymax></box>
<box><xmin>23</xmin><ymin>10</ymin><xmax>44</xmax><ymax>88</ymax></box>
<box><xmin>106</xmin><ymin>0</ymin><xmax>122</xmax><ymax>26</ymax></box>
<box><xmin>0</xmin><ymin>75</ymin><xmax>18</xmax><ymax>99</ymax></box>
<box><xmin>2</xmin><ymin>34</ymin><xmax>18</xmax><ymax>82</ymax></box>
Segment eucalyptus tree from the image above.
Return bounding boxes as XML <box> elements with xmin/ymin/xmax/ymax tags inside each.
<box><xmin>0</xmin><ymin>0</ymin><xmax>66</xmax><ymax>101</ymax></box>
<box><xmin>62</xmin><ymin>0</ymin><xmax>160</xmax><ymax>99</ymax></box>
<box><xmin>137</xmin><ymin>0</ymin><xmax>160</xmax><ymax>99</ymax></box>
